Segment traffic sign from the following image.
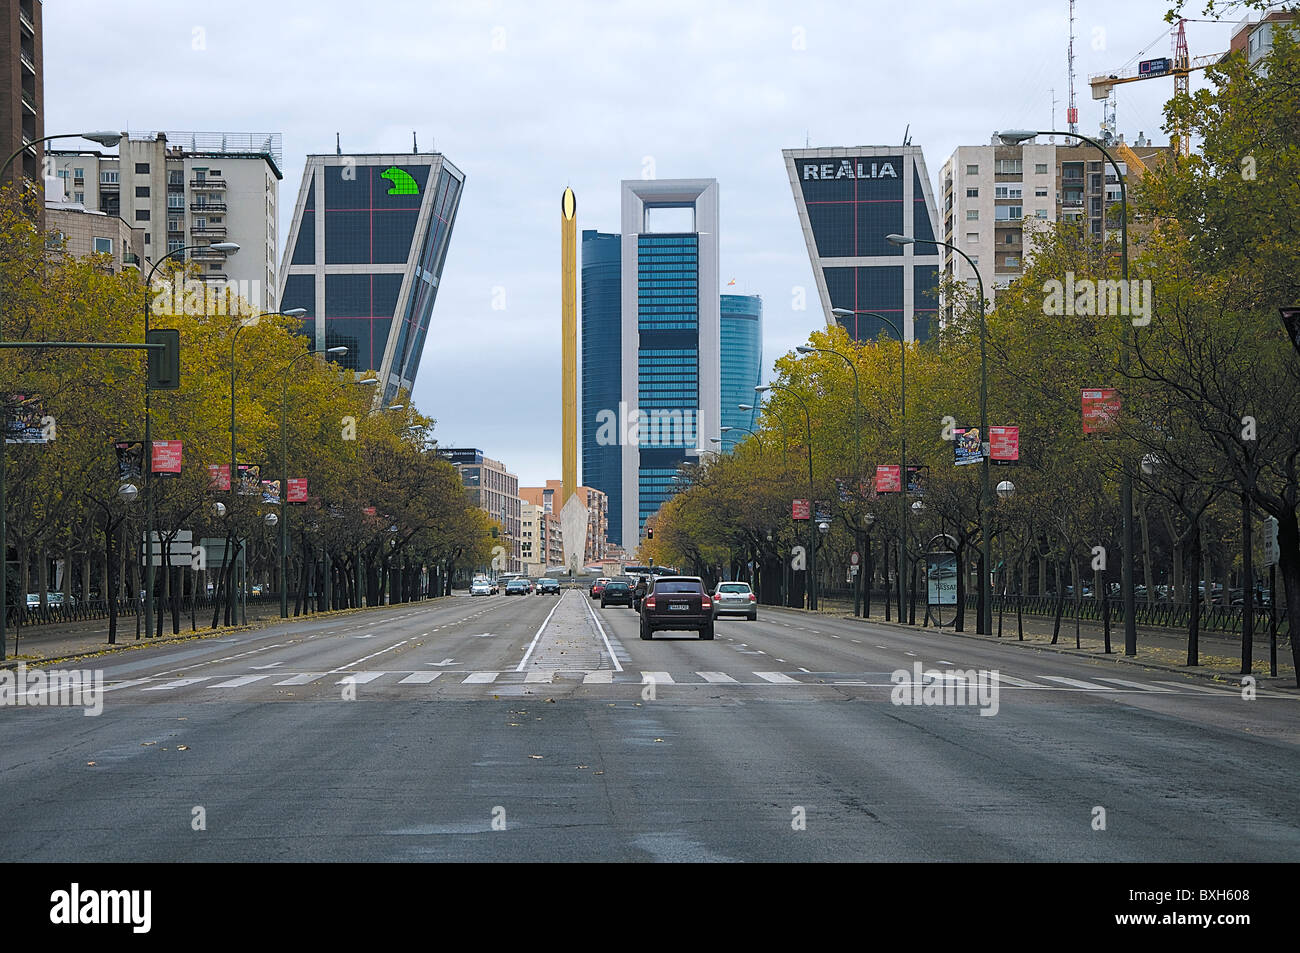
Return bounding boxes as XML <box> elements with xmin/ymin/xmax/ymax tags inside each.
<box><xmin>850</xmin><ymin>551</ymin><xmax>860</xmax><ymax>566</ymax></box>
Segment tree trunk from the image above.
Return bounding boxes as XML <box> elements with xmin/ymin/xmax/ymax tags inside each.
<box><xmin>1187</xmin><ymin>522</ymin><xmax>1202</xmax><ymax>666</ymax></box>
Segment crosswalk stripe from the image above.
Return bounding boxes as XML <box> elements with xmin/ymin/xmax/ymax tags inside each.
<box><xmin>641</xmin><ymin>671</ymin><xmax>673</xmax><ymax>684</ymax></box>
<box><xmin>140</xmin><ymin>677</ymin><xmax>211</xmax><ymax>691</ymax></box>
<box><xmin>992</xmin><ymin>673</ymin><xmax>1042</xmax><ymax>689</ymax></box>
<box><xmin>462</xmin><ymin>672</ymin><xmax>498</xmax><ymax>684</ymax></box>
<box><xmin>398</xmin><ymin>672</ymin><xmax>442</xmax><ymax>684</ymax></box>
<box><xmin>209</xmin><ymin>675</ymin><xmax>271</xmax><ymax>689</ymax></box>
<box><xmin>582</xmin><ymin>671</ymin><xmax>614</xmax><ymax>683</ymax></box>
<box><xmin>102</xmin><ymin>678</ymin><xmax>153</xmax><ymax>693</ymax></box>
<box><xmin>274</xmin><ymin>674</ymin><xmax>322</xmax><ymax>686</ymax></box>
<box><xmin>336</xmin><ymin>672</ymin><xmax>386</xmax><ymax>685</ymax></box>
<box><xmin>754</xmin><ymin>671</ymin><xmax>799</xmax><ymax>683</ymax></box>
<box><xmin>1093</xmin><ymin>677</ymin><xmax>1173</xmax><ymax>692</ymax></box>
<box><xmin>1041</xmin><ymin>676</ymin><xmax>1116</xmax><ymax>690</ymax></box>
<box><xmin>524</xmin><ymin>671</ymin><xmax>553</xmax><ymax>683</ymax></box>
<box><xmin>697</xmin><ymin>672</ymin><xmax>737</xmax><ymax>683</ymax></box>
<box><xmin>1153</xmin><ymin>680</ymin><xmax>1233</xmax><ymax>694</ymax></box>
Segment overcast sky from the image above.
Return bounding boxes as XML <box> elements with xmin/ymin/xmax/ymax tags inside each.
<box><xmin>44</xmin><ymin>0</ymin><xmax>1241</xmax><ymax>486</ymax></box>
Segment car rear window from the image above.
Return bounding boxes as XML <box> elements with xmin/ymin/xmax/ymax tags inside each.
<box><xmin>719</xmin><ymin>583</ymin><xmax>750</xmax><ymax>592</ymax></box>
<box><xmin>605</xmin><ymin>582</ymin><xmax>628</xmax><ymax>591</ymax></box>
<box><xmin>654</xmin><ymin>580</ymin><xmax>703</xmax><ymax>594</ymax></box>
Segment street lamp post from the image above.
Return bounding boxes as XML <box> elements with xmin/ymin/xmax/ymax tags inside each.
<box><xmin>719</xmin><ymin>426</ymin><xmax>765</xmax><ymax>453</ymax></box>
<box><xmin>998</xmin><ymin>128</ymin><xmax>1136</xmax><ymax>656</ymax></box>
<box><xmin>887</xmin><ymin>232</ymin><xmax>993</xmax><ymax>636</ymax></box>
<box><xmin>279</xmin><ymin>344</ymin><xmax>347</xmax><ymax>618</ymax></box>
<box><xmin>756</xmin><ymin>383</ymin><xmax>817</xmax><ymax>610</ymax></box>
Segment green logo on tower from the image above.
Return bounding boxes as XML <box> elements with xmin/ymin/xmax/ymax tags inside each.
<box><xmin>382</xmin><ymin>167</ymin><xmax>419</xmax><ymax>195</ymax></box>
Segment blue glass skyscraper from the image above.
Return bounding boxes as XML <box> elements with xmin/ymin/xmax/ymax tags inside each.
<box><xmin>720</xmin><ymin>294</ymin><xmax>762</xmax><ymax>441</ymax></box>
<box><xmin>580</xmin><ymin>229</ymin><xmax>623</xmax><ymax>546</ymax></box>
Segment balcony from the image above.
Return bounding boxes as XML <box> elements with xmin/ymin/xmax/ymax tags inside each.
<box><xmin>189</xmin><ymin>247</ymin><xmax>231</xmax><ymax>262</ymax></box>
<box><xmin>19</xmin><ymin>5</ymin><xmax>35</xmax><ymax>33</ymax></box>
<box><xmin>190</xmin><ymin>178</ymin><xmax>227</xmax><ymax>190</ymax></box>
<box><xmin>20</xmin><ymin>50</ymin><xmax>35</xmax><ymax>74</ymax></box>
<box><xmin>191</xmin><ymin>224</ymin><xmax>227</xmax><ymax>238</ymax></box>
<box><xmin>1062</xmin><ymin>198</ymin><xmax>1085</xmax><ymax>209</ymax></box>
<box><xmin>191</xmin><ymin>202</ymin><xmax>227</xmax><ymax>213</ymax></box>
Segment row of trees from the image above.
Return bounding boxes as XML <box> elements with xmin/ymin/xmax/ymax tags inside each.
<box><xmin>645</xmin><ymin>8</ymin><xmax>1300</xmax><ymax>678</ymax></box>
<box><xmin>1</xmin><ymin>189</ymin><xmax>495</xmax><ymax>641</ymax></box>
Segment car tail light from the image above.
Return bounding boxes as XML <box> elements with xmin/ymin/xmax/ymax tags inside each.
<box><xmin>701</xmin><ymin>596</ymin><xmax>712</xmax><ymax>609</ymax></box>
<box><xmin>644</xmin><ymin>597</ymin><xmax>655</xmax><ymax>609</ymax></box>
<box><xmin>748</xmin><ymin>593</ymin><xmax>756</xmax><ymax>602</ymax></box>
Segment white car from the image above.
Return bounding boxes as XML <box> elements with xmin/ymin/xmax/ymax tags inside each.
<box><xmin>470</xmin><ymin>580</ymin><xmax>493</xmax><ymax>597</ymax></box>
<box><xmin>712</xmin><ymin>582</ymin><xmax>757</xmax><ymax>620</ymax></box>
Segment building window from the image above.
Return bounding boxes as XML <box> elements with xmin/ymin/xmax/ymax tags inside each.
<box><xmin>965</xmin><ymin>231</ymin><xmax>979</xmax><ymax>243</ymax></box>
<box><xmin>135</xmin><ymin>186</ymin><xmax>150</xmax><ymax>198</ymax></box>
<box><xmin>144</xmin><ymin>234</ymin><xmax>150</xmax><ymax>245</ymax></box>
<box><xmin>101</xmin><ymin>171</ymin><xmax>119</xmax><ymax>184</ymax></box>
<box><xmin>966</xmin><ymin>164</ymin><xmax>979</xmax><ymax>175</ymax></box>
<box><xmin>966</xmin><ymin>209</ymin><xmax>979</xmax><ymax>220</ymax></box>
<box><xmin>994</xmin><ymin>205</ymin><xmax>1022</xmax><ymax>221</ymax></box>
<box><xmin>73</xmin><ymin>192</ymin><xmax>84</xmax><ymax>204</ymax></box>
<box><xmin>996</xmin><ymin>159</ymin><xmax>1022</xmax><ymax>175</ymax></box>
<box><xmin>135</xmin><ymin>163</ymin><xmax>150</xmax><ymax>175</ymax></box>
<box><xmin>1035</xmin><ymin>209</ymin><xmax>1047</xmax><ymax>219</ymax></box>
<box><xmin>168</xmin><ymin>240</ymin><xmax>184</xmax><ymax>254</ymax></box>
<box><xmin>969</xmin><ymin>256</ymin><xmax>979</xmax><ymax>266</ymax></box>
<box><xmin>995</xmin><ymin>185</ymin><xmax>1023</xmax><ymax>199</ymax></box>
<box><xmin>168</xmin><ymin>194</ymin><xmax>184</xmax><ymax>209</ymax></box>
<box><xmin>93</xmin><ymin>237</ymin><xmax>113</xmax><ymax>254</ymax></box>
<box><xmin>168</xmin><ymin>170</ymin><xmax>184</xmax><ymax>186</ymax></box>
<box><xmin>74</xmin><ymin>167</ymin><xmax>84</xmax><ymax>180</ymax></box>
<box><xmin>966</xmin><ymin>188</ymin><xmax>978</xmax><ymax>198</ymax></box>
<box><xmin>1035</xmin><ymin>163</ymin><xmax>1048</xmax><ymax>175</ymax></box>
<box><xmin>1035</xmin><ymin>187</ymin><xmax>1048</xmax><ymax>197</ymax></box>
<box><xmin>168</xmin><ymin>217</ymin><xmax>182</xmax><ymax>232</ymax></box>
<box><xmin>135</xmin><ymin>210</ymin><xmax>150</xmax><ymax>221</ymax></box>
<box><xmin>1005</xmin><ymin>256</ymin><xmax>1021</xmax><ymax>267</ymax></box>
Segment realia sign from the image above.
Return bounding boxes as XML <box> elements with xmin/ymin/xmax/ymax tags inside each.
<box><xmin>802</xmin><ymin>159</ymin><xmax>899</xmax><ymax>180</ymax></box>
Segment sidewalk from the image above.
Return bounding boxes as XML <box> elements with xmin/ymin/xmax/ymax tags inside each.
<box><xmin>808</xmin><ymin>603</ymin><xmax>1297</xmax><ymax>690</ymax></box>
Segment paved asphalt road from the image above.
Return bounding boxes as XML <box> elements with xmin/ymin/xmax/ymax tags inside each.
<box><xmin>2</xmin><ymin>590</ymin><xmax>1295</xmax><ymax>862</ymax></box>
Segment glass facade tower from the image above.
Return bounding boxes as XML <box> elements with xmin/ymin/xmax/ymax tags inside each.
<box><xmin>580</xmin><ymin>229</ymin><xmax>623</xmax><ymax>546</ymax></box>
<box><xmin>279</xmin><ymin>152</ymin><xmax>464</xmax><ymax>404</ymax></box>
<box><xmin>720</xmin><ymin>294</ymin><xmax>762</xmax><ymax>441</ymax></box>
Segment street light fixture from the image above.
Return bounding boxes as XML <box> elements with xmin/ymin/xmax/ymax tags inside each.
<box><xmin>1</xmin><ymin>130</ymin><xmax>123</xmax><ymax>181</ymax></box>
<box><xmin>999</xmin><ymin>127</ymin><xmax>1138</xmax><ymax>657</ymax></box>
<box><xmin>887</xmin><ymin>230</ymin><xmax>994</xmax><ymax>636</ymax></box>
<box><xmin>997</xmin><ymin>480</ymin><xmax>1017</xmax><ymax>500</ymax></box>
<box><xmin>117</xmin><ymin>483</ymin><xmax>139</xmax><ymax>504</ymax></box>
<box><xmin>755</xmin><ymin>382</ymin><xmax>819</xmax><ymax>610</ymax></box>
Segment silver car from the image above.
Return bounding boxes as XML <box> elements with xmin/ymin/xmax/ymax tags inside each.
<box><xmin>712</xmin><ymin>582</ymin><xmax>757</xmax><ymax>621</ymax></box>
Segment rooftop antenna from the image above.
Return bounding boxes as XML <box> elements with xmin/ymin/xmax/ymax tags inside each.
<box><xmin>1050</xmin><ymin>88</ymin><xmax>1057</xmax><ymax>143</ymax></box>
<box><xmin>412</xmin><ymin>131</ymin><xmax>418</xmax><ymax>154</ymax></box>
<box><xmin>902</xmin><ymin>123</ymin><xmax>911</xmax><ymax>146</ymax></box>
<box><xmin>1067</xmin><ymin>0</ymin><xmax>1078</xmax><ymax>135</ymax></box>
<box><xmin>805</xmin><ymin>129</ymin><xmax>810</xmax><ymax>148</ymax></box>
<box><xmin>335</xmin><ymin>132</ymin><xmax>341</xmax><ymax>156</ymax></box>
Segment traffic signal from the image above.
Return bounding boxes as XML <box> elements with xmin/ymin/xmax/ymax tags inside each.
<box><xmin>146</xmin><ymin>329</ymin><xmax>180</xmax><ymax>390</ymax></box>
<box><xmin>647</xmin><ymin>528</ymin><xmax>653</xmax><ymax>539</ymax></box>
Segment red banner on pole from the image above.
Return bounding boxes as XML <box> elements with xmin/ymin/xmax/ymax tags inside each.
<box><xmin>875</xmin><ymin>465</ymin><xmax>902</xmax><ymax>493</ymax></box>
<box><xmin>792</xmin><ymin>499</ymin><xmax>811</xmax><ymax>520</ymax></box>
<box><xmin>207</xmin><ymin>463</ymin><xmax>230</xmax><ymax>491</ymax></box>
<box><xmin>989</xmin><ymin>426</ymin><xmax>1019</xmax><ymax>462</ymax></box>
<box><xmin>1082</xmin><ymin>388</ymin><xmax>1121</xmax><ymax>434</ymax></box>
<box><xmin>152</xmin><ymin>440</ymin><xmax>182</xmax><ymax>474</ymax></box>
<box><xmin>287</xmin><ymin>478</ymin><xmax>308</xmax><ymax>503</ymax></box>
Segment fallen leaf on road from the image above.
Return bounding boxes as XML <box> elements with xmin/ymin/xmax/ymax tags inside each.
<box><xmin>141</xmin><ymin>742</ymin><xmax>155</xmax><ymax>746</ymax></box>
<box><xmin>529</xmin><ymin>755</ymin><xmax>543</xmax><ymax>759</ymax></box>
<box><xmin>654</xmin><ymin>738</ymin><xmax>664</xmax><ymax>743</ymax></box>
<box><xmin>177</xmin><ymin>745</ymin><xmax>189</xmax><ymax>751</ymax></box>
<box><xmin>86</xmin><ymin>761</ymin><xmax>96</xmax><ymax>767</ymax></box>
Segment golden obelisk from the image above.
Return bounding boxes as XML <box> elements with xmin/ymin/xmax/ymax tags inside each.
<box><xmin>559</xmin><ymin>187</ymin><xmax>587</xmax><ymax>573</ymax></box>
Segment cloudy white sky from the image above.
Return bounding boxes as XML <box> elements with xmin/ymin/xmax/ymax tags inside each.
<box><xmin>45</xmin><ymin>0</ymin><xmax>1241</xmax><ymax>486</ymax></box>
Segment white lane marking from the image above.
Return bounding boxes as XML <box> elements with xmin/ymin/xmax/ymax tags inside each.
<box><xmin>337</xmin><ymin>672</ymin><xmax>386</xmax><ymax>685</ymax></box>
<box><xmin>904</xmin><ymin>651</ymin><xmax>916</xmax><ymax>657</ymax></box>
<box><xmin>581</xmin><ymin>596</ymin><xmax>625</xmax><ymax>672</ymax></box>
<box><xmin>776</xmin><ymin>658</ymin><xmax>786</xmax><ymax>663</ymax></box>
<box><xmin>463</xmin><ymin>672</ymin><xmax>499</xmax><ymax>684</ymax></box>
<box><xmin>1093</xmin><ymin>677</ymin><xmax>1172</xmax><ymax>692</ymax></box>
<box><xmin>209</xmin><ymin>675</ymin><xmax>271</xmax><ymax>689</ymax></box>
<box><xmin>798</xmin><ymin>667</ymin><xmax>812</xmax><ymax>674</ymax></box>
<box><xmin>141</xmin><ymin>677</ymin><xmax>211</xmax><ymax>692</ymax></box>
<box><xmin>851</xmin><ymin>640</ymin><xmax>862</xmax><ymax>644</ymax></box>
<box><xmin>515</xmin><ymin>596</ymin><xmax>566</xmax><ymax>672</ymax></box>
<box><xmin>992</xmin><ymin>673</ymin><xmax>1042</xmax><ymax>689</ymax></box>
<box><xmin>274</xmin><ymin>673</ymin><xmax>323</xmax><ymax>686</ymax></box>
<box><xmin>525</xmin><ymin>671</ymin><xmax>553</xmax><ymax>684</ymax></box>
<box><xmin>697</xmin><ymin>672</ymin><xmax>737</xmax><ymax>683</ymax></box>
<box><xmin>249</xmin><ymin>662</ymin><xmax>282</xmax><ymax>670</ymax></box>
<box><xmin>831</xmin><ymin>635</ymin><xmax>841</xmax><ymax>639</ymax></box>
<box><xmin>325</xmin><ymin>639</ymin><xmax>409</xmax><ymax>676</ymax></box>
<box><xmin>875</xmin><ymin>645</ymin><xmax>887</xmax><ymax>649</ymax></box>
<box><xmin>428</xmin><ymin>659</ymin><xmax>456</xmax><ymax>667</ymax></box>
<box><xmin>1153</xmin><ymin>680</ymin><xmax>1233</xmax><ymax>694</ymax></box>
<box><xmin>399</xmin><ymin>672</ymin><xmax>442</xmax><ymax>684</ymax></box>
<box><xmin>1041</xmin><ymin>676</ymin><xmax>1116</xmax><ymax>691</ymax></box>
<box><xmin>471</xmin><ymin>632</ymin><xmax>495</xmax><ymax>638</ymax></box>
<box><xmin>755</xmin><ymin>671</ymin><xmax>799</xmax><ymax>684</ymax></box>
<box><xmin>936</xmin><ymin>660</ymin><xmax>954</xmax><ymax>665</ymax></box>
<box><xmin>583</xmin><ymin>671</ymin><xmax>614</xmax><ymax>684</ymax></box>
<box><xmin>641</xmin><ymin>671</ymin><xmax>673</xmax><ymax>684</ymax></box>
<box><xmin>101</xmin><ymin>679</ymin><xmax>153</xmax><ymax>693</ymax></box>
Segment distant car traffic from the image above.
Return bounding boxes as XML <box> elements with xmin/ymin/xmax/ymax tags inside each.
<box><xmin>470</xmin><ymin>580</ymin><xmax>493</xmax><ymax>597</ymax></box>
<box><xmin>536</xmin><ymin>578</ymin><xmax>560</xmax><ymax>595</ymax></box>
<box><xmin>639</xmin><ymin>576</ymin><xmax>713</xmax><ymax>641</ymax></box>
<box><xmin>601</xmin><ymin>580</ymin><xmax>632</xmax><ymax>608</ymax></box>
<box><xmin>589</xmin><ymin>577</ymin><xmax>610</xmax><ymax>599</ymax></box>
<box><xmin>712</xmin><ymin>581</ymin><xmax>757</xmax><ymax>620</ymax></box>
<box><xmin>504</xmin><ymin>579</ymin><xmax>530</xmax><ymax>595</ymax></box>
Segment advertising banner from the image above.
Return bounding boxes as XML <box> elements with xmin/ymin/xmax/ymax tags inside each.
<box><xmin>989</xmin><ymin>426</ymin><xmax>1020</xmax><ymax>463</ymax></box>
<box><xmin>953</xmin><ymin>427</ymin><xmax>983</xmax><ymax>466</ymax></box>
<box><xmin>287</xmin><ymin>478</ymin><xmax>308</xmax><ymax>503</ymax></box>
<box><xmin>906</xmin><ymin>464</ymin><xmax>927</xmax><ymax>496</ymax></box>
<box><xmin>260</xmin><ymin>479</ymin><xmax>281</xmax><ymax>505</ymax></box>
<box><xmin>208</xmin><ymin>464</ymin><xmax>230</xmax><ymax>491</ymax></box>
<box><xmin>875</xmin><ymin>465</ymin><xmax>901</xmax><ymax>493</ymax></box>
<box><xmin>1082</xmin><ymin>388</ymin><xmax>1121</xmax><ymax>434</ymax></box>
<box><xmin>151</xmin><ymin>440</ymin><xmax>182</xmax><ymax>475</ymax></box>
<box><xmin>236</xmin><ymin>464</ymin><xmax>261</xmax><ymax>496</ymax></box>
<box><xmin>814</xmin><ymin>500</ymin><xmax>833</xmax><ymax>523</ymax></box>
<box><xmin>792</xmin><ymin>499</ymin><xmax>811</xmax><ymax>520</ymax></box>
<box><xmin>927</xmin><ymin>551</ymin><xmax>958</xmax><ymax>606</ymax></box>
<box><xmin>114</xmin><ymin>441</ymin><xmax>145</xmax><ymax>483</ymax></box>
<box><xmin>4</xmin><ymin>393</ymin><xmax>49</xmax><ymax>444</ymax></box>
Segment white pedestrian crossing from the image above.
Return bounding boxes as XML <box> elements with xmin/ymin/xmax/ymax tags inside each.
<box><xmin>1040</xmin><ymin>676</ymin><xmax>1116</xmax><ymax>691</ymax></box>
<box><xmin>697</xmin><ymin>672</ymin><xmax>737</xmax><ymax>683</ymax></box>
<box><xmin>397</xmin><ymin>672</ymin><xmax>442</xmax><ymax>684</ymax></box>
<box><xmin>1094</xmin><ymin>677</ymin><xmax>1173</xmax><ymax>692</ymax></box>
<box><xmin>462</xmin><ymin>672</ymin><xmax>498</xmax><ymax>684</ymax></box>
<box><xmin>141</xmin><ymin>677</ymin><xmax>211</xmax><ymax>691</ymax></box>
<box><xmin>754</xmin><ymin>671</ymin><xmax>799</xmax><ymax>684</ymax></box>
<box><xmin>208</xmin><ymin>675</ymin><xmax>271</xmax><ymax>689</ymax></box>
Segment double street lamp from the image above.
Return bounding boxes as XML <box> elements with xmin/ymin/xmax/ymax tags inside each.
<box><xmin>886</xmin><ymin>231</ymin><xmax>993</xmax><ymax>636</ymax></box>
<box><xmin>755</xmin><ymin>383</ymin><xmax>818</xmax><ymax>610</ymax></box>
<box><xmin>998</xmin><ymin>128</ymin><xmax>1137</xmax><ymax>657</ymax></box>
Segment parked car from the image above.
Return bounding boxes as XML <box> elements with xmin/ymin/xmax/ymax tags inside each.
<box><xmin>712</xmin><ymin>581</ymin><xmax>757</xmax><ymax>620</ymax></box>
<box><xmin>601</xmin><ymin>580</ymin><xmax>633</xmax><ymax>608</ymax></box>
<box><xmin>589</xmin><ymin>577</ymin><xmax>610</xmax><ymax>599</ymax></box>
<box><xmin>470</xmin><ymin>580</ymin><xmax>493</xmax><ymax>597</ymax></box>
<box><xmin>537</xmin><ymin>578</ymin><xmax>560</xmax><ymax>595</ymax></box>
<box><xmin>504</xmin><ymin>579</ymin><xmax>531</xmax><ymax>596</ymax></box>
<box><xmin>639</xmin><ymin>576</ymin><xmax>714</xmax><ymax>641</ymax></box>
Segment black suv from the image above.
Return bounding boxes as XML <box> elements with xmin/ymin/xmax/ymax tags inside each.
<box><xmin>601</xmin><ymin>580</ymin><xmax>632</xmax><ymax>608</ymax></box>
<box><xmin>639</xmin><ymin>576</ymin><xmax>713</xmax><ymax>641</ymax></box>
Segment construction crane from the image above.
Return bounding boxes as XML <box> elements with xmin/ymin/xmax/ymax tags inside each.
<box><xmin>1088</xmin><ymin>18</ymin><xmax>1226</xmax><ymax>156</ymax></box>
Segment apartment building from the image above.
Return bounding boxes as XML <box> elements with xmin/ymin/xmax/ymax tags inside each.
<box><xmin>519</xmin><ymin>481</ymin><xmax>609</xmax><ymax>565</ymax></box>
<box><xmin>0</xmin><ymin>0</ymin><xmax>42</xmax><ymax>191</ymax></box>
<box><xmin>438</xmin><ymin>448</ymin><xmax>521</xmax><ymax>573</ymax></box>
